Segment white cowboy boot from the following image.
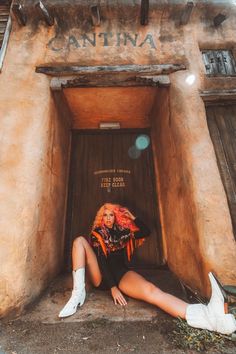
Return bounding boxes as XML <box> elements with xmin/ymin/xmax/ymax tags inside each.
<box><xmin>59</xmin><ymin>268</ymin><xmax>86</xmax><ymax>318</ymax></box>
<box><xmin>186</xmin><ymin>303</ymin><xmax>236</xmax><ymax>334</ymax></box>
<box><xmin>207</xmin><ymin>272</ymin><xmax>226</xmax><ymax>316</ymax></box>
<box><xmin>186</xmin><ymin>272</ymin><xmax>236</xmax><ymax>335</ymax></box>
<box><xmin>186</xmin><ymin>303</ymin><xmax>216</xmax><ymax>331</ymax></box>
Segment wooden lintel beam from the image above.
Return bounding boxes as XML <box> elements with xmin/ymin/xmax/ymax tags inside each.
<box><xmin>12</xmin><ymin>3</ymin><xmax>27</xmax><ymax>26</ymax></box>
<box><xmin>37</xmin><ymin>64</ymin><xmax>186</xmax><ymax>77</ymax></box>
<box><xmin>200</xmin><ymin>89</ymin><xmax>236</xmax><ymax>102</ymax></box>
<box><xmin>35</xmin><ymin>1</ymin><xmax>54</xmax><ymax>26</ymax></box>
<box><xmin>91</xmin><ymin>5</ymin><xmax>100</xmax><ymax>27</ymax></box>
<box><xmin>50</xmin><ymin>74</ymin><xmax>171</xmax><ymax>90</ymax></box>
<box><xmin>180</xmin><ymin>1</ymin><xmax>194</xmax><ymax>26</ymax></box>
<box><xmin>136</xmin><ymin>75</ymin><xmax>170</xmax><ymax>87</ymax></box>
<box><xmin>140</xmin><ymin>0</ymin><xmax>149</xmax><ymax>26</ymax></box>
<box><xmin>213</xmin><ymin>13</ymin><xmax>226</xmax><ymax>27</ymax></box>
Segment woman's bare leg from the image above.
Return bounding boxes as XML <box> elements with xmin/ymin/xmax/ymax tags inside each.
<box><xmin>72</xmin><ymin>236</ymin><xmax>102</xmax><ymax>287</ymax></box>
<box><xmin>119</xmin><ymin>271</ymin><xmax>188</xmax><ymax>318</ymax></box>
<box><xmin>59</xmin><ymin>236</ymin><xmax>102</xmax><ymax>317</ymax></box>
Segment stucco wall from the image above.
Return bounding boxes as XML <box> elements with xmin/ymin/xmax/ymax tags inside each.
<box><xmin>0</xmin><ymin>25</ymin><xmax>71</xmax><ymax>317</ymax></box>
<box><xmin>149</xmin><ymin>6</ymin><xmax>236</xmax><ymax>295</ymax></box>
<box><xmin>151</xmin><ymin>83</ymin><xmax>236</xmax><ymax>297</ymax></box>
<box><xmin>1</xmin><ymin>0</ymin><xmax>236</xmax><ymax>316</ymax></box>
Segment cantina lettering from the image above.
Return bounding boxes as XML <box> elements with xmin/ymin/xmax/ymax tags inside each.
<box><xmin>48</xmin><ymin>32</ymin><xmax>156</xmax><ymax>51</ymax></box>
<box><xmin>101</xmin><ymin>177</ymin><xmax>125</xmax><ymax>188</ymax></box>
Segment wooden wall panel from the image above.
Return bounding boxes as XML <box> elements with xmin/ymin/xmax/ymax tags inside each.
<box><xmin>206</xmin><ymin>104</ymin><xmax>236</xmax><ymax>239</ymax></box>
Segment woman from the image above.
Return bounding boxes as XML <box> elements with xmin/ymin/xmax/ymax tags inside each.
<box><xmin>59</xmin><ymin>203</ymin><xmax>236</xmax><ymax>335</ymax></box>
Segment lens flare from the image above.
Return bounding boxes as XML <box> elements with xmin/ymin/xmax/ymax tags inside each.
<box><xmin>135</xmin><ymin>135</ymin><xmax>150</xmax><ymax>150</ymax></box>
<box><xmin>185</xmin><ymin>74</ymin><xmax>196</xmax><ymax>86</ymax></box>
<box><xmin>128</xmin><ymin>145</ymin><xmax>141</xmax><ymax>159</ymax></box>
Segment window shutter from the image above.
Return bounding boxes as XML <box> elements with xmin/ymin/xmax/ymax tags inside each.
<box><xmin>0</xmin><ymin>1</ymin><xmax>11</xmax><ymax>71</ymax></box>
<box><xmin>202</xmin><ymin>50</ymin><xmax>236</xmax><ymax>76</ymax></box>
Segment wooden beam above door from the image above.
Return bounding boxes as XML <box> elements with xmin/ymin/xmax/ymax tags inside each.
<box><xmin>50</xmin><ymin>74</ymin><xmax>171</xmax><ymax>90</ymax></box>
<box><xmin>35</xmin><ymin>63</ymin><xmax>184</xmax><ymax>90</ymax></box>
<box><xmin>36</xmin><ymin>63</ymin><xmax>185</xmax><ymax>76</ymax></box>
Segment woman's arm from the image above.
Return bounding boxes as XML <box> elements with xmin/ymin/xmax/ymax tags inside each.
<box><xmin>133</xmin><ymin>217</ymin><xmax>151</xmax><ymax>239</ymax></box>
<box><xmin>122</xmin><ymin>209</ymin><xmax>151</xmax><ymax>239</ymax></box>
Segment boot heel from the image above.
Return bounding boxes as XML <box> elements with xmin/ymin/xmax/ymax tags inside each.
<box><xmin>211</xmin><ymin>272</ymin><xmax>228</xmax><ymax>303</ymax></box>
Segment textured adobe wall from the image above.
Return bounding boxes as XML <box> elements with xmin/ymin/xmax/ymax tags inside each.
<box><xmin>149</xmin><ymin>2</ymin><xmax>236</xmax><ymax>296</ymax></box>
<box><xmin>151</xmin><ymin>83</ymin><xmax>236</xmax><ymax>297</ymax></box>
<box><xmin>0</xmin><ymin>25</ymin><xmax>71</xmax><ymax>317</ymax></box>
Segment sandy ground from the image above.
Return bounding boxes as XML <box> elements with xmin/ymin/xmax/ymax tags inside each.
<box><xmin>0</xmin><ymin>270</ymin><xmax>235</xmax><ymax>354</ymax></box>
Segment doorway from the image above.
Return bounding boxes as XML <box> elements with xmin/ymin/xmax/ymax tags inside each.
<box><xmin>65</xmin><ymin>129</ymin><xmax>162</xmax><ymax>270</ymax></box>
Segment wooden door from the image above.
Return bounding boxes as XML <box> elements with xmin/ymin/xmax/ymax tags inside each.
<box><xmin>206</xmin><ymin>104</ymin><xmax>236</xmax><ymax>239</ymax></box>
<box><xmin>65</xmin><ymin>129</ymin><xmax>162</xmax><ymax>270</ymax></box>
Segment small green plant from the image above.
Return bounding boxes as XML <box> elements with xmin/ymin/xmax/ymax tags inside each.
<box><xmin>169</xmin><ymin>318</ymin><xmax>235</xmax><ymax>352</ymax></box>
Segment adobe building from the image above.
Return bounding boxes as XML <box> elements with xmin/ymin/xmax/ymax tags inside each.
<box><xmin>0</xmin><ymin>0</ymin><xmax>236</xmax><ymax>318</ymax></box>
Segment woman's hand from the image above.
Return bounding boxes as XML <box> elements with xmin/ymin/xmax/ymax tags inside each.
<box><xmin>122</xmin><ymin>209</ymin><xmax>135</xmax><ymax>220</ymax></box>
<box><xmin>111</xmin><ymin>286</ymin><xmax>127</xmax><ymax>306</ymax></box>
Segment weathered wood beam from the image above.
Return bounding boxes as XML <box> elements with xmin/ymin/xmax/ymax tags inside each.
<box><xmin>180</xmin><ymin>1</ymin><xmax>194</xmax><ymax>26</ymax></box>
<box><xmin>136</xmin><ymin>75</ymin><xmax>170</xmax><ymax>87</ymax></box>
<box><xmin>140</xmin><ymin>0</ymin><xmax>149</xmax><ymax>26</ymax></box>
<box><xmin>200</xmin><ymin>89</ymin><xmax>236</xmax><ymax>102</ymax></box>
<box><xmin>91</xmin><ymin>5</ymin><xmax>100</xmax><ymax>27</ymax></box>
<box><xmin>35</xmin><ymin>1</ymin><xmax>54</xmax><ymax>26</ymax></box>
<box><xmin>213</xmin><ymin>13</ymin><xmax>226</xmax><ymax>27</ymax></box>
<box><xmin>12</xmin><ymin>3</ymin><xmax>27</xmax><ymax>26</ymax></box>
<box><xmin>50</xmin><ymin>74</ymin><xmax>171</xmax><ymax>90</ymax></box>
<box><xmin>36</xmin><ymin>64</ymin><xmax>186</xmax><ymax>77</ymax></box>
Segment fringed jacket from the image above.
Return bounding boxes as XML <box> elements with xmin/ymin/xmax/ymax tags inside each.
<box><xmin>90</xmin><ymin>217</ymin><xmax>150</xmax><ymax>288</ymax></box>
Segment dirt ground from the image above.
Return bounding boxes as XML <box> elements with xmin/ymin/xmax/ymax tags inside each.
<box><xmin>0</xmin><ymin>271</ymin><xmax>236</xmax><ymax>354</ymax></box>
<box><xmin>1</xmin><ymin>315</ymin><xmax>236</xmax><ymax>354</ymax></box>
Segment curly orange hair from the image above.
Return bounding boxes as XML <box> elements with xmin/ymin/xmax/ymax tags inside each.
<box><xmin>92</xmin><ymin>203</ymin><xmax>138</xmax><ymax>232</ymax></box>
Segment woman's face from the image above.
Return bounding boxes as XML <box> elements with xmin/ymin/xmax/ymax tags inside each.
<box><xmin>102</xmin><ymin>209</ymin><xmax>115</xmax><ymax>228</ymax></box>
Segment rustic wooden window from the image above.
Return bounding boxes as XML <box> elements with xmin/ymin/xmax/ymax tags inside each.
<box><xmin>202</xmin><ymin>50</ymin><xmax>236</xmax><ymax>76</ymax></box>
<box><xmin>0</xmin><ymin>1</ymin><xmax>11</xmax><ymax>72</ymax></box>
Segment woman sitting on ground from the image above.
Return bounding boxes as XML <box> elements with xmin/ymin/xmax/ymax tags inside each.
<box><xmin>59</xmin><ymin>203</ymin><xmax>236</xmax><ymax>335</ymax></box>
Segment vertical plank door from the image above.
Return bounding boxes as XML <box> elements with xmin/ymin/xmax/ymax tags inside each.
<box><xmin>206</xmin><ymin>104</ymin><xmax>236</xmax><ymax>240</ymax></box>
<box><xmin>65</xmin><ymin>130</ymin><xmax>162</xmax><ymax>270</ymax></box>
